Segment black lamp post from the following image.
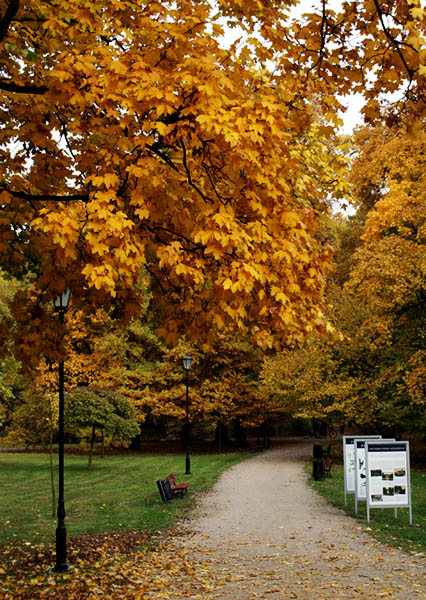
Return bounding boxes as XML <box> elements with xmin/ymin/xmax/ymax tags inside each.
<box><xmin>182</xmin><ymin>354</ymin><xmax>192</xmax><ymax>475</ymax></box>
<box><xmin>52</xmin><ymin>289</ymin><xmax>71</xmax><ymax>573</ymax></box>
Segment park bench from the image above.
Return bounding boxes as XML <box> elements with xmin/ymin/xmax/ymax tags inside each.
<box><xmin>167</xmin><ymin>473</ymin><xmax>189</xmax><ymax>496</ymax></box>
<box><xmin>248</xmin><ymin>439</ymin><xmax>263</xmax><ymax>452</ymax></box>
<box><xmin>323</xmin><ymin>457</ymin><xmax>333</xmax><ymax>477</ymax></box>
<box><xmin>157</xmin><ymin>474</ymin><xmax>189</xmax><ymax>502</ymax></box>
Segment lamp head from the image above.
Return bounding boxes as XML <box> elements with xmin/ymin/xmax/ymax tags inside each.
<box><xmin>182</xmin><ymin>354</ymin><xmax>192</xmax><ymax>371</ymax></box>
<box><xmin>54</xmin><ymin>289</ymin><xmax>71</xmax><ymax>312</ymax></box>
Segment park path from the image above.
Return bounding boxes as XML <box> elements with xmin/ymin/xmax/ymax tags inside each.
<box><xmin>168</xmin><ymin>440</ymin><xmax>425</xmax><ymax>600</ymax></box>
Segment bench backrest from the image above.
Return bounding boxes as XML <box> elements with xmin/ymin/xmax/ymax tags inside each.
<box><xmin>157</xmin><ymin>478</ymin><xmax>174</xmax><ymax>501</ymax></box>
<box><xmin>162</xmin><ymin>477</ymin><xmax>174</xmax><ymax>500</ymax></box>
<box><xmin>157</xmin><ymin>480</ymin><xmax>167</xmax><ymax>502</ymax></box>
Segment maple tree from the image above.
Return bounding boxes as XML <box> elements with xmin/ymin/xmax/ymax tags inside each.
<box><xmin>0</xmin><ymin>0</ymin><xmax>424</xmax><ymax>437</ymax></box>
<box><xmin>260</xmin><ymin>0</ymin><xmax>426</xmax><ymax>125</ymax></box>
<box><xmin>195</xmin><ymin>335</ymin><xmax>282</xmax><ymax>439</ymax></box>
<box><xmin>0</xmin><ymin>0</ymin><xmax>377</xmax><ymax>361</ymax></box>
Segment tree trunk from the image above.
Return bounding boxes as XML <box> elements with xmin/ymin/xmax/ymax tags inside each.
<box><xmin>101</xmin><ymin>429</ymin><xmax>105</xmax><ymax>458</ymax></box>
<box><xmin>214</xmin><ymin>423</ymin><xmax>230</xmax><ymax>451</ymax></box>
<box><xmin>88</xmin><ymin>423</ymin><xmax>96</xmax><ymax>470</ymax></box>
<box><xmin>234</xmin><ymin>420</ymin><xmax>247</xmax><ymax>446</ymax></box>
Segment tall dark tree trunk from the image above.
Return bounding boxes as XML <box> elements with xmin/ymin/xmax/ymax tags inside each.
<box><xmin>214</xmin><ymin>423</ymin><xmax>230</xmax><ymax>451</ymax></box>
<box><xmin>234</xmin><ymin>420</ymin><xmax>247</xmax><ymax>446</ymax></box>
<box><xmin>88</xmin><ymin>423</ymin><xmax>96</xmax><ymax>470</ymax></box>
<box><xmin>101</xmin><ymin>429</ymin><xmax>105</xmax><ymax>458</ymax></box>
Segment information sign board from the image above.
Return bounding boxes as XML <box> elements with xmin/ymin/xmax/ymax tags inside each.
<box><xmin>365</xmin><ymin>441</ymin><xmax>412</xmax><ymax>525</ymax></box>
<box><xmin>343</xmin><ymin>435</ymin><xmax>381</xmax><ymax>505</ymax></box>
<box><xmin>354</xmin><ymin>438</ymin><xmax>393</xmax><ymax>514</ymax></box>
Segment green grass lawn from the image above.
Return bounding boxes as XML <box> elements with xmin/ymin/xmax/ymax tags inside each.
<box><xmin>306</xmin><ymin>462</ymin><xmax>426</xmax><ymax>556</ymax></box>
<box><xmin>0</xmin><ymin>451</ymin><xmax>248</xmax><ymax>546</ymax></box>
<box><xmin>2</xmin><ymin>451</ymin><xmax>425</xmax><ymax>558</ymax></box>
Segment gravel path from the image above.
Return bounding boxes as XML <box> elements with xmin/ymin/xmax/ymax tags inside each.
<box><xmin>172</xmin><ymin>440</ymin><xmax>425</xmax><ymax>599</ymax></box>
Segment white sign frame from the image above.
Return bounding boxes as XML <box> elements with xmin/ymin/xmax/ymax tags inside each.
<box><xmin>343</xmin><ymin>435</ymin><xmax>381</xmax><ymax>505</ymax></box>
<box><xmin>365</xmin><ymin>440</ymin><xmax>412</xmax><ymax>525</ymax></box>
<box><xmin>354</xmin><ymin>438</ymin><xmax>394</xmax><ymax>514</ymax></box>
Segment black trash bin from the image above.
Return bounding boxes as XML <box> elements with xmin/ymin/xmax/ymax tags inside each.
<box><xmin>313</xmin><ymin>444</ymin><xmax>323</xmax><ymax>459</ymax></box>
<box><xmin>313</xmin><ymin>459</ymin><xmax>324</xmax><ymax>480</ymax></box>
<box><xmin>313</xmin><ymin>444</ymin><xmax>324</xmax><ymax>480</ymax></box>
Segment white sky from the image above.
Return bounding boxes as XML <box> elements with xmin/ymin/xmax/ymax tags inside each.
<box><xmin>219</xmin><ymin>0</ymin><xmax>426</xmax><ymax>134</ymax></box>
<box><xmin>218</xmin><ymin>0</ymin><xmax>366</xmax><ymax>134</ymax></box>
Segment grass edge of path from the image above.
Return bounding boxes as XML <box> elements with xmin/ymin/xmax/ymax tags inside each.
<box><xmin>304</xmin><ymin>462</ymin><xmax>426</xmax><ymax>557</ymax></box>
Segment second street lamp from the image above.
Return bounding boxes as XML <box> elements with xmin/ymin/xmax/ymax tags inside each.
<box><xmin>52</xmin><ymin>288</ymin><xmax>71</xmax><ymax>573</ymax></box>
<box><xmin>182</xmin><ymin>354</ymin><xmax>192</xmax><ymax>475</ymax></box>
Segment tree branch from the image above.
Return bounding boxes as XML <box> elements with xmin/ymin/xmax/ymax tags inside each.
<box><xmin>318</xmin><ymin>0</ymin><xmax>327</xmax><ymax>74</ymax></box>
<box><xmin>373</xmin><ymin>0</ymin><xmax>415</xmax><ymax>84</ymax></box>
<box><xmin>180</xmin><ymin>140</ymin><xmax>213</xmax><ymax>204</ymax></box>
<box><xmin>145</xmin><ymin>142</ymin><xmax>179</xmax><ymax>172</ymax></box>
<box><xmin>2</xmin><ymin>188</ymin><xmax>89</xmax><ymax>202</ymax></box>
<box><xmin>146</xmin><ymin>223</ymin><xmax>204</xmax><ymax>255</ymax></box>
<box><xmin>0</xmin><ymin>80</ymin><xmax>48</xmax><ymax>95</ymax></box>
<box><xmin>55</xmin><ymin>108</ymin><xmax>76</xmax><ymax>159</ymax></box>
<box><xmin>0</xmin><ymin>0</ymin><xmax>19</xmax><ymax>43</ymax></box>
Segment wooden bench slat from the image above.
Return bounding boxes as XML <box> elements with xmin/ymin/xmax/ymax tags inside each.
<box><xmin>168</xmin><ymin>473</ymin><xmax>189</xmax><ymax>494</ymax></box>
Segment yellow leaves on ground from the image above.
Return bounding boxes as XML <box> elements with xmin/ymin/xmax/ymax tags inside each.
<box><xmin>3</xmin><ymin>525</ymin><xmax>423</xmax><ymax>600</ymax></box>
<box><xmin>0</xmin><ymin>541</ymin><xmax>216</xmax><ymax>600</ymax></box>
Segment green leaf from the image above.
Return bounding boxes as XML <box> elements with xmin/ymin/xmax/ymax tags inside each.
<box><xmin>25</xmin><ymin>50</ymin><xmax>39</xmax><ymax>63</ymax></box>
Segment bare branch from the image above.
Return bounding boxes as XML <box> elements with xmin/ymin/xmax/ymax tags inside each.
<box><xmin>145</xmin><ymin>142</ymin><xmax>179</xmax><ymax>172</ymax></box>
<box><xmin>0</xmin><ymin>80</ymin><xmax>48</xmax><ymax>95</ymax></box>
<box><xmin>180</xmin><ymin>140</ymin><xmax>213</xmax><ymax>204</ymax></box>
<box><xmin>373</xmin><ymin>0</ymin><xmax>415</xmax><ymax>84</ymax></box>
<box><xmin>2</xmin><ymin>188</ymin><xmax>89</xmax><ymax>202</ymax></box>
<box><xmin>0</xmin><ymin>0</ymin><xmax>19</xmax><ymax>42</ymax></box>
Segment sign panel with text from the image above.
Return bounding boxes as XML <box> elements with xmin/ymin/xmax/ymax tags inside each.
<box><xmin>354</xmin><ymin>438</ymin><xmax>393</xmax><ymax>514</ymax></box>
<box><xmin>365</xmin><ymin>441</ymin><xmax>412</xmax><ymax>524</ymax></box>
<box><xmin>343</xmin><ymin>435</ymin><xmax>381</xmax><ymax>505</ymax></box>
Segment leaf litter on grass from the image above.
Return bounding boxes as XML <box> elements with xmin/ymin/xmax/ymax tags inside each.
<box><xmin>0</xmin><ymin>531</ymin><xmax>219</xmax><ymax>600</ymax></box>
<box><xmin>1</xmin><ymin>531</ymin><xmax>425</xmax><ymax>600</ymax></box>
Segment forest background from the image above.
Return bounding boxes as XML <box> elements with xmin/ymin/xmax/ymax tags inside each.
<box><xmin>0</xmin><ymin>0</ymin><xmax>425</xmax><ymax>455</ymax></box>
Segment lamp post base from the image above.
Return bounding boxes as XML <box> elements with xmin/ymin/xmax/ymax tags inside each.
<box><xmin>51</xmin><ymin>565</ymin><xmax>71</xmax><ymax>574</ymax></box>
<box><xmin>52</xmin><ymin>501</ymin><xmax>69</xmax><ymax>573</ymax></box>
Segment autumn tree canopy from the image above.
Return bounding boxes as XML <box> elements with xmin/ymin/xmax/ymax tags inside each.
<box><xmin>0</xmin><ymin>0</ymin><xmax>424</xmax><ymax>361</ymax></box>
<box><xmin>261</xmin><ymin>119</ymin><xmax>425</xmax><ymax>436</ymax></box>
<box><xmin>347</xmin><ymin>122</ymin><xmax>425</xmax><ymax>433</ymax></box>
